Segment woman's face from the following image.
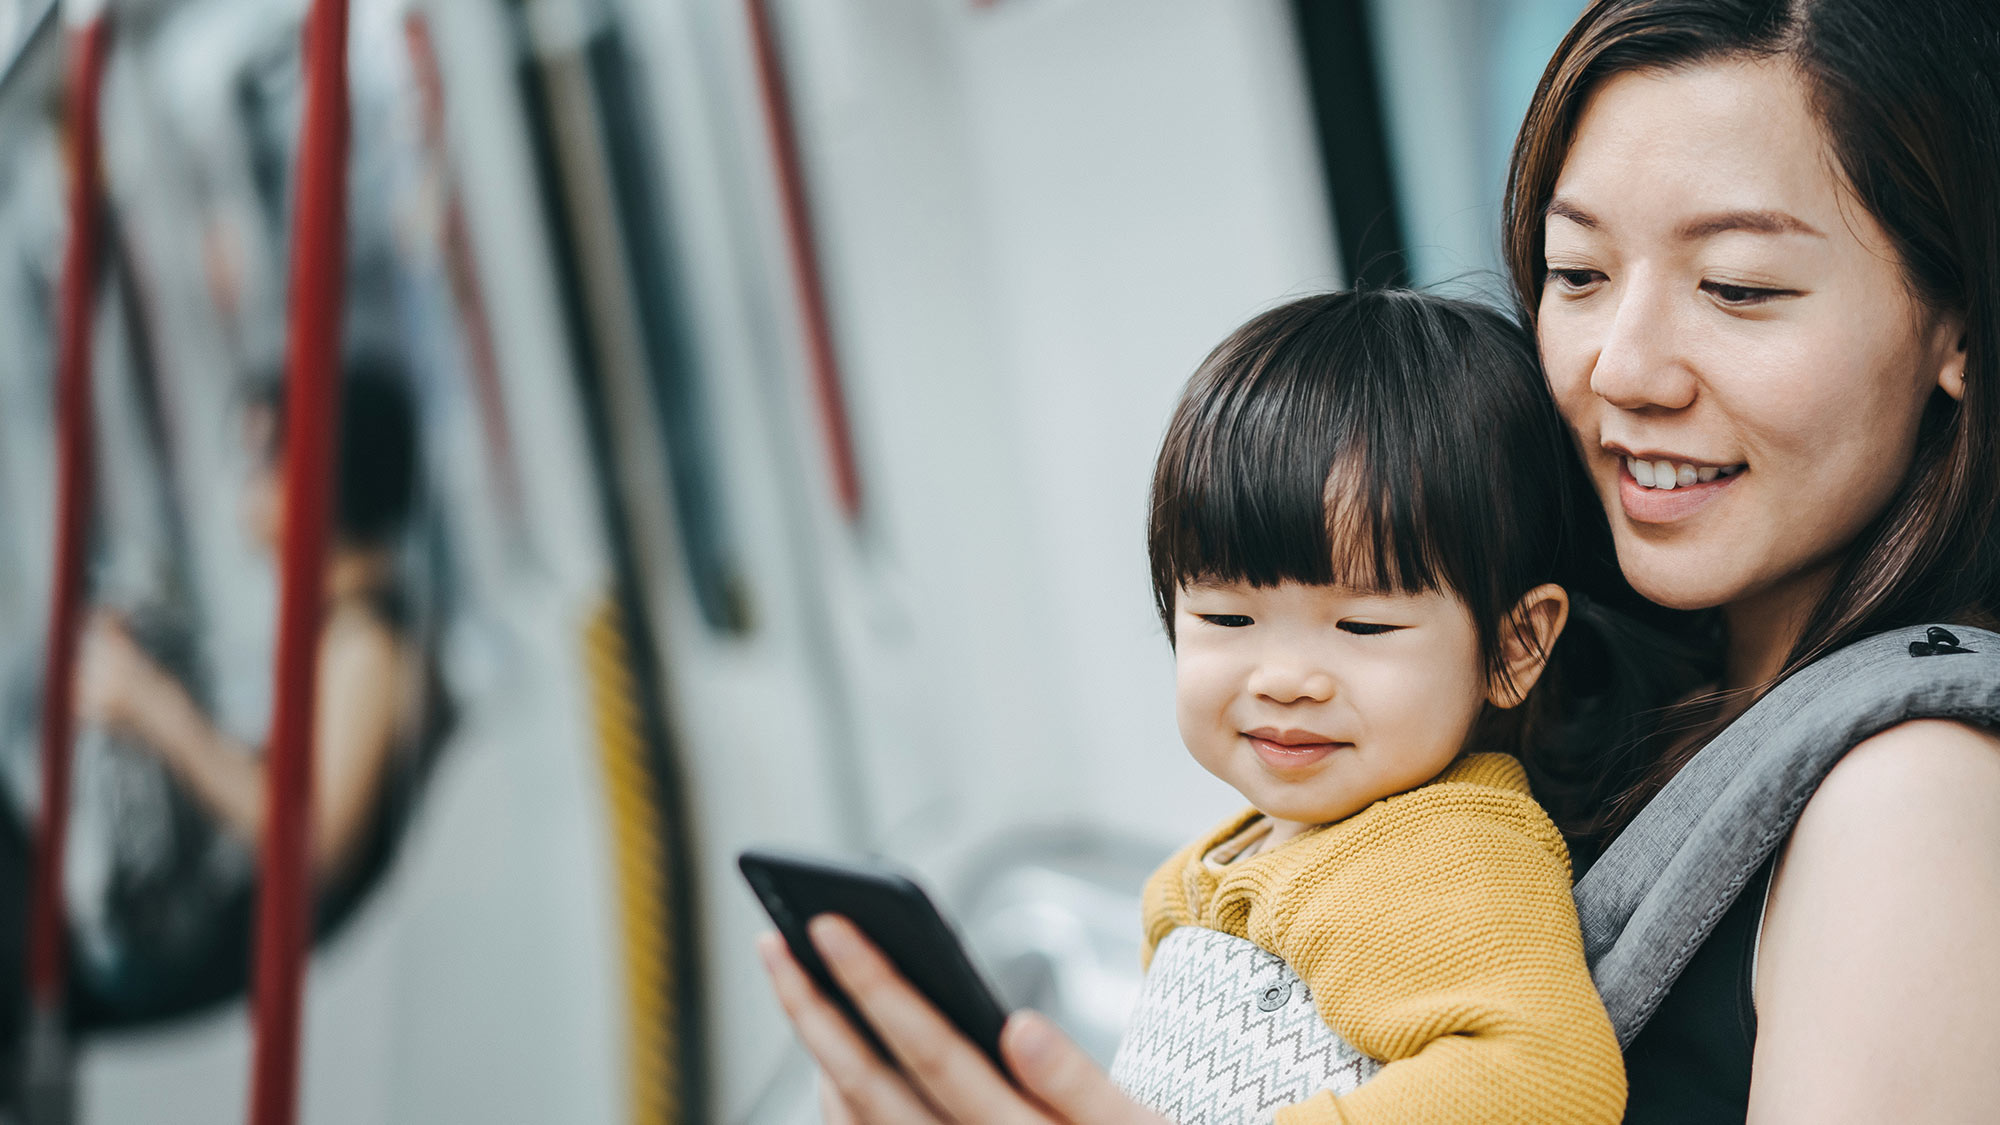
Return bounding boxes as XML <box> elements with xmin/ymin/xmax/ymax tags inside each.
<box><xmin>240</xmin><ymin>405</ymin><xmax>284</xmax><ymax>556</ymax></box>
<box><xmin>1538</xmin><ymin>59</ymin><xmax>1965</xmax><ymax>620</ymax></box>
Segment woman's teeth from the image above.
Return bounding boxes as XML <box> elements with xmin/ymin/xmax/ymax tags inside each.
<box><xmin>1625</xmin><ymin>457</ymin><xmax>1742</xmax><ymax>490</ymax></box>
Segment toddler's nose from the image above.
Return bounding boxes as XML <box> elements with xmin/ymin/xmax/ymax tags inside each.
<box><xmin>1249</xmin><ymin>663</ymin><xmax>1335</xmax><ymax>705</ymax></box>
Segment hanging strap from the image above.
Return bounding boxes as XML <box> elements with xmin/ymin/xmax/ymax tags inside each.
<box><xmin>1575</xmin><ymin>623</ymin><xmax>2000</xmax><ymax>1046</ymax></box>
<box><xmin>246</xmin><ymin>2</ymin><xmax>349</xmax><ymax>1124</ymax></box>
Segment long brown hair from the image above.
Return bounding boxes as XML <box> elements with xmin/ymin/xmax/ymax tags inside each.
<box><xmin>1503</xmin><ymin>0</ymin><xmax>2000</xmax><ymax>844</ymax></box>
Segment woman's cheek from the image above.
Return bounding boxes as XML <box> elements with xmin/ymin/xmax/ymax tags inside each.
<box><xmin>1537</xmin><ymin>322</ymin><xmax>1595</xmax><ymax>418</ymax></box>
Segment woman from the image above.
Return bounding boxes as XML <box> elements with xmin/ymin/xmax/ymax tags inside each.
<box><xmin>758</xmin><ymin>0</ymin><xmax>2000</xmax><ymax>1121</ymax></box>
<box><xmin>74</xmin><ymin>361</ymin><xmax>440</xmax><ymax>903</ymax></box>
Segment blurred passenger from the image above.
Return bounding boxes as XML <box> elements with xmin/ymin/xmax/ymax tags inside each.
<box><xmin>73</xmin><ymin>359</ymin><xmax>443</xmax><ymax>900</ymax></box>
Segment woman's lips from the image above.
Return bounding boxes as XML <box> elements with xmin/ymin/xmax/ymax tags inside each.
<box><xmin>1245</xmin><ymin>734</ymin><xmax>1347</xmax><ymax>770</ymax></box>
<box><xmin>1617</xmin><ymin>462</ymin><xmax>1743</xmax><ymax>524</ymax></box>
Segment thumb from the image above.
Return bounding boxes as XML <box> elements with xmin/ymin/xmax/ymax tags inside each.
<box><xmin>1002</xmin><ymin>1012</ymin><xmax>1162</xmax><ymax>1125</ymax></box>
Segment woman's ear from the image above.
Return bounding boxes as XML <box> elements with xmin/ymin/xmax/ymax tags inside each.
<box><xmin>1936</xmin><ymin>316</ymin><xmax>1968</xmax><ymax>401</ymax></box>
<box><xmin>1487</xmin><ymin>584</ymin><xmax>1570</xmax><ymax>709</ymax></box>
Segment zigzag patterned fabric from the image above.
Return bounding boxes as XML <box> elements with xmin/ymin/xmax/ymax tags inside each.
<box><xmin>1110</xmin><ymin>926</ymin><xmax>1380</xmax><ymax>1123</ymax></box>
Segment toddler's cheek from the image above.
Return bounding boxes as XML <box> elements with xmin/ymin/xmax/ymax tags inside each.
<box><xmin>1173</xmin><ymin>692</ymin><xmax>1211</xmax><ymax>758</ymax></box>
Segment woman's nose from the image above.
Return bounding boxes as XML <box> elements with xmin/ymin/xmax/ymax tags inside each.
<box><xmin>1589</xmin><ymin>278</ymin><xmax>1697</xmax><ymax>412</ymax></box>
<box><xmin>1249</xmin><ymin>663</ymin><xmax>1336</xmax><ymax>705</ymax></box>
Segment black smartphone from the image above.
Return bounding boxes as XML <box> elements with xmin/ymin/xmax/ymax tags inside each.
<box><xmin>739</xmin><ymin>848</ymin><xmax>1011</xmax><ymax>1071</ymax></box>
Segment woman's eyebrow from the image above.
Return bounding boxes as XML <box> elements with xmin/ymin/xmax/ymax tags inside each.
<box><xmin>1676</xmin><ymin>209</ymin><xmax>1826</xmax><ymax>240</ymax></box>
<box><xmin>1546</xmin><ymin>196</ymin><xmax>1598</xmax><ymax>229</ymax></box>
<box><xmin>1545</xmin><ymin>197</ymin><xmax>1825</xmax><ymax>242</ymax></box>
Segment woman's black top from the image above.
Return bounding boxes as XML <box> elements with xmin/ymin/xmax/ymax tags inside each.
<box><xmin>1620</xmin><ymin>857</ymin><xmax>1776</xmax><ymax>1124</ymax></box>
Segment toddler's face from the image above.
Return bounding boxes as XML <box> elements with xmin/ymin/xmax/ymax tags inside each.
<box><xmin>1174</xmin><ymin>579</ymin><xmax>1489</xmax><ymax>836</ymax></box>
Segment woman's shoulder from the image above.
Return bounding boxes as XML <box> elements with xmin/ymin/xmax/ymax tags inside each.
<box><xmin>1765</xmin><ymin>619</ymin><xmax>2000</xmax><ymax>910</ymax></box>
<box><xmin>317</xmin><ymin>594</ymin><xmax>419</xmax><ymax>706</ymax></box>
<box><xmin>1837</xmin><ymin>715</ymin><xmax>1999</xmax><ymax>767</ymax></box>
<box><xmin>1766</xmin><ymin>714</ymin><xmax>2000</xmax><ymax>964</ymax></box>
<box><xmin>1795</xmin><ymin>717</ymin><xmax>2000</xmax><ymax>843</ymax></box>
<box><xmin>1750</xmin><ymin>717</ymin><xmax>2000</xmax><ymax>1118</ymax></box>
<box><xmin>1787</xmin><ymin>615</ymin><xmax>2000</xmax><ymax>822</ymax></box>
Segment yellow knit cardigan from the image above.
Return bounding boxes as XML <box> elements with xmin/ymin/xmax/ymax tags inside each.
<box><xmin>1140</xmin><ymin>753</ymin><xmax>1625</xmax><ymax>1125</ymax></box>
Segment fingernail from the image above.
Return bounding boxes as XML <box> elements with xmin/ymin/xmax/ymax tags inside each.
<box><xmin>1004</xmin><ymin>1012</ymin><xmax>1056</xmax><ymax>1065</ymax></box>
<box><xmin>754</xmin><ymin>931</ymin><xmax>784</xmax><ymax>971</ymax></box>
<box><xmin>807</xmin><ymin>913</ymin><xmax>853</xmax><ymax>956</ymax></box>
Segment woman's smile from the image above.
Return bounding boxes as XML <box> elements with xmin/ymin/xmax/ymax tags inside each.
<box><xmin>1613</xmin><ymin>454</ymin><xmax>1745</xmax><ymax>525</ymax></box>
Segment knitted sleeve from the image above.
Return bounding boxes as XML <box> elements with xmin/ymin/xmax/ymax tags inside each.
<box><xmin>1137</xmin><ymin>833</ymin><xmax>1206</xmax><ymax>971</ymax></box>
<box><xmin>1260</xmin><ymin>802</ymin><xmax>1626</xmax><ymax>1125</ymax></box>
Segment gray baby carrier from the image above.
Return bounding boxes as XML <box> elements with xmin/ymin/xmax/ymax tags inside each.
<box><xmin>1577</xmin><ymin>623</ymin><xmax>2000</xmax><ymax>1045</ymax></box>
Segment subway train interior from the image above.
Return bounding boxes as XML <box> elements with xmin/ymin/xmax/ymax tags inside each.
<box><xmin>0</xmin><ymin>0</ymin><xmax>1581</xmax><ymax>1120</ymax></box>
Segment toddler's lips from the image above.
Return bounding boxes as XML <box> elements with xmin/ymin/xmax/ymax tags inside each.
<box><xmin>1245</xmin><ymin>735</ymin><xmax>1347</xmax><ymax>770</ymax></box>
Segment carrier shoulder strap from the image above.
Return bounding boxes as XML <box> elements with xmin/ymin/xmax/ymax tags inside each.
<box><xmin>1575</xmin><ymin>623</ymin><xmax>2000</xmax><ymax>1047</ymax></box>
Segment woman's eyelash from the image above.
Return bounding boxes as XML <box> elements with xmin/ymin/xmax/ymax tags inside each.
<box><xmin>1197</xmin><ymin>614</ymin><xmax>1253</xmax><ymax>628</ymax></box>
<box><xmin>1545</xmin><ymin>267</ymin><xmax>1603</xmax><ymax>290</ymax></box>
<box><xmin>1338</xmin><ymin>621</ymin><xmax>1402</xmax><ymax>636</ymax></box>
<box><xmin>1546</xmin><ymin>269</ymin><xmax>1796</xmax><ymax>307</ymax></box>
<box><xmin>1701</xmin><ymin>280</ymin><xmax>1793</xmax><ymax>305</ymax></box>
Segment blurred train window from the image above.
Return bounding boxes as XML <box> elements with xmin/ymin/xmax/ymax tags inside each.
<box><xmin>1365</xmin><ymin>0</ymin><xmax>1586</xmax><ymax>289</ymax></box>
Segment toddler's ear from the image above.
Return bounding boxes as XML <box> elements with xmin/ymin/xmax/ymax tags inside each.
<box><xmin>1487</xmin><ymin>584</ymin><xmax>1570</xmax><ymax>709</ymax></box>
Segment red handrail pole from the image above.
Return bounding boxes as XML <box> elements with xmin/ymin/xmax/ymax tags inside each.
<box><xmin>28</xmin><ymin>13</ymin><xmax>112</xmax><ymax>1021</ymax></box>
<box><xmin>246</xmin><ymin>0</ymin><xmax>349</xmax><ymax>1122</ymax></box>
<box><xmin>743</xmin><ymin>0</ymin><xmax>864</xmax><ymax>521</ymax></box>
<box><xmin>401</xmin><ymin>15</ymin><xmax>523</xmax><ymax>528</ymax></box>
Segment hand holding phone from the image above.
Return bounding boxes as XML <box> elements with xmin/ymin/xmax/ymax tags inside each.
<box><xmin>739</xmin><ymin>848</ymin><xmax>1012</xmax><ymax>1071</ymax></box>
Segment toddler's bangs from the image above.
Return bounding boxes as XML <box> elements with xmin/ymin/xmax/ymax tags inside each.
<box><xmin>1150</xmin><ymin>405</ymin><xmax>1448</xmax><ymax>598</ymax></box>
<box><xmin>1148</xmin><ymin>297</ymin><xmax>1462</xmax><ymax>636</ymax></box>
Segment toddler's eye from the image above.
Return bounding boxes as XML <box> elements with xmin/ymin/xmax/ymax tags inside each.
<box><xmin>1338</xmin><ymin>621</ymin><xmax>1402</xmax><ymax>636</ymax></box>
<box><xmin>1197</xmin><ymin>614</ymin><xmax>1253</xmax><ymax>628</ymax></box>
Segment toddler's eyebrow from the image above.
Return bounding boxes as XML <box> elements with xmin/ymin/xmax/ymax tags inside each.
<box><xmin>1180</xmin><ymin>577</ymin><xmax>1240</xmax><ymax>592</ymax></box>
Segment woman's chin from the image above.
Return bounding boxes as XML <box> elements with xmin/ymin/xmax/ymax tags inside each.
<box><xmin>1615</xmin><ymin>545</ymin><xmax>1744</xmax><ymax>613</ymax></box>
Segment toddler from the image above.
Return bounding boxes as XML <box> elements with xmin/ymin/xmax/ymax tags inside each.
<box><xmin>1108</xmin><ymin>290</ymin><xmax>1624</xmax><ymax>1125</ymax></box>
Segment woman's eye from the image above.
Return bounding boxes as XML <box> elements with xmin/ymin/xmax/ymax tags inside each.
<box><xmin>1545</xmin><ymin>267</ymin><xmax>1603</xmax><ymax>292</ymax></box>
<box><xmin>1338</xmin><ymin>621</ymin><xmax>1402</xmax><ymax>636</ymax></box>
<box><xmin>1197</xmin><ymin>614</ymin><xmax>1254</xmax><ymax>628</ymax></box>
<box><xmin>1701</xmin><ymin>280</ymin><xmax>1790</xmax><ymax>306</ymax></box>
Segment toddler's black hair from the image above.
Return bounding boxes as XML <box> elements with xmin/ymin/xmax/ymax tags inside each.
<box><xmin>1148</xmin><ymin>288</ymin><xmax>1708</xmax><ymax>810</ymax></box>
